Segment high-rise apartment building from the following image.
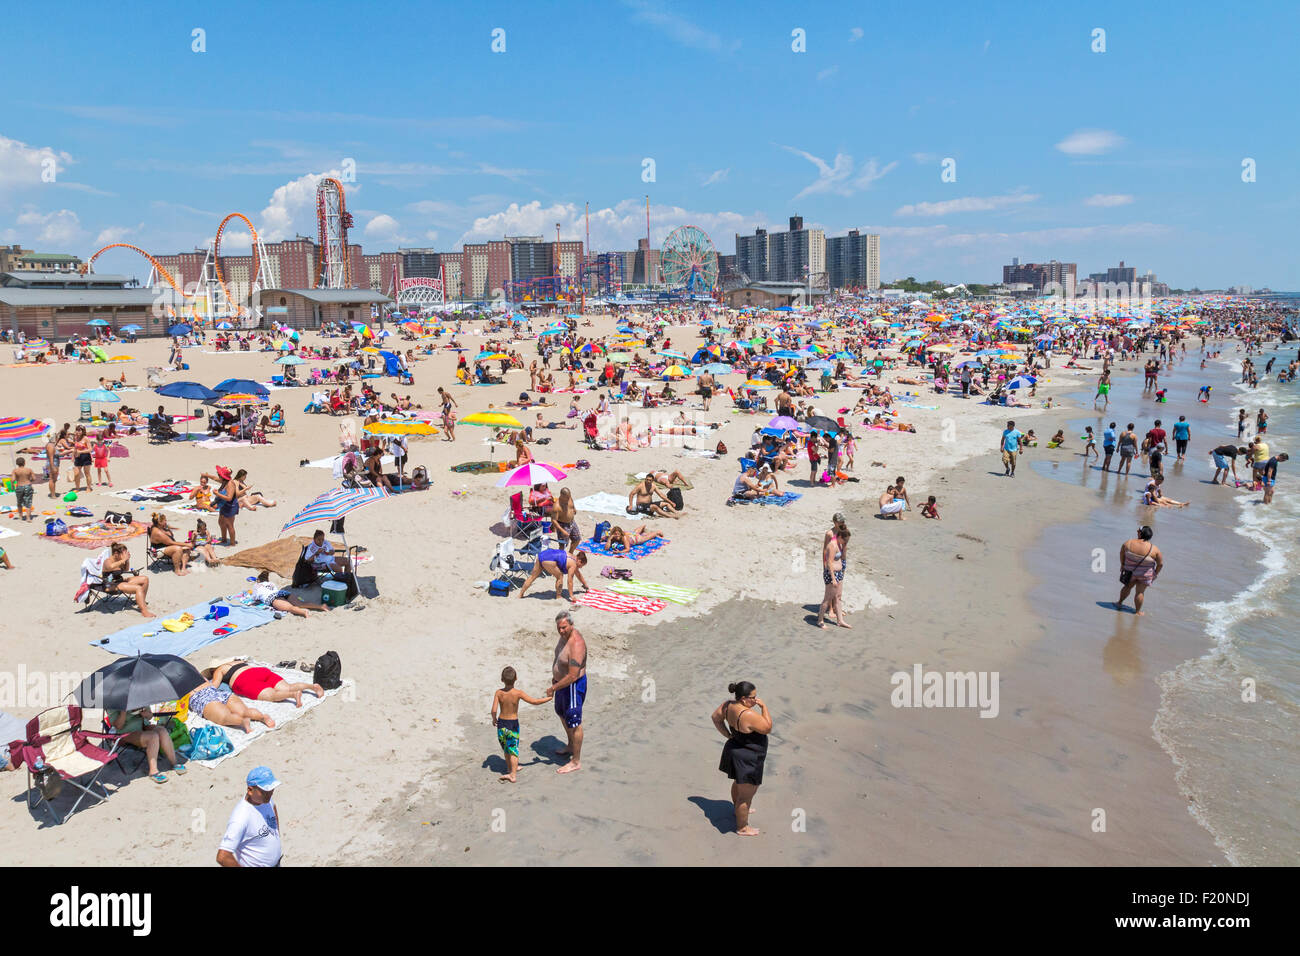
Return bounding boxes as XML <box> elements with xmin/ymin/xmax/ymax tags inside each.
<box><xmin>735</xmin><ymin>217</ymin><xmax>825</xmax><ymax>284</ymax></box>
<box><xmin>400</xmin><ymin>248</ymin><xmax>441</xmax><ymax>278</ymax></box>
<box><xmin>825</xmin><ymin>229</ymin><xmax>880</xmax><ymax>290</ymax></box>
<box><xmin>1001</xmin><ymin>259</ymin><xmax>1076</xmax><ymax>292</ymax></box>
<box><xmin>1106</xmin><ymin>261</ymin><xmax>1137</xmax><ymax>286</ymax></box>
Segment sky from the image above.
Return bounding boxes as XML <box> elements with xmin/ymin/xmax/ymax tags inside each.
<box><xmin>1</xmin><ymin>0</ymin><xmax>1297</xmax><ymax>289</ymax></box>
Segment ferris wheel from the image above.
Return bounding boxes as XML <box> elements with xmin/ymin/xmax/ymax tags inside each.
<box><xmin>661</xmin><ymin>225</ymin><xmax>719</xmax><ymax>292</ymax></box>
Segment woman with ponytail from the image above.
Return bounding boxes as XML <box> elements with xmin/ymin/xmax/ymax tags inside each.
<box><xmin>711</xmin><ymin>681</ymin><xmax>772</xmax><ymax>836</ymax></box>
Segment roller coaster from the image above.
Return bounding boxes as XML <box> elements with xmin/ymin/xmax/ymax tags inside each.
<box><xmin>82</xmin><ymin>212</ymin><xmax>272</xmax><ymax>324</ymax></box>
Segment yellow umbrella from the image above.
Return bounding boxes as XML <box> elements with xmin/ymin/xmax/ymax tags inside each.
<box><xmin>663</xmin><ymin>364</ymin><xmax>688</xmax><ymax>377</ymax></box>
<box><xmin>462</xmin><ymin>411</ymin><xmax>524</xmax><ymax>429</ymax></box>
<box><xmin>742</xmin><ymin>379</ymin><xmax>775</xmax><ymax>389</ymax></box>
<box><xmin>364</xmin><ymin>420</ymin><xmax>439</xmax><ymax>436</ymax></box>
<box><xmin>107</xmin><ymin>355</ymin><xmax>134</xmax><ymax>362</ymax></box>
<box><xmin>360</xmin><ymin>346</ymin><xmax>381</xmax><ymax>354</ymax></box>
<box><xmin>481</xmin><ymin>352</ymin><xmax>509</xmax><ymax>360</ymax></box>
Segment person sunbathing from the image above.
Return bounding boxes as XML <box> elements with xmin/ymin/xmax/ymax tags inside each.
<box><xmin>186</xmin><ymin>675</ymin><xmax>276</xmax><ymax>732</ymax></box>
<box><xmin>628</xmin><ymin>475</ymin><xmax>679</xmax><ymax>518</ymax></box>
<box><xmin>232</xmin><ymin>468</ymin><xmax>275</xmax><ymax>509</ymax></box>
<box><xmin>647</xmin><ymin>467</ymin><xmax>690</xmax><ymax>488</ymax></box>
<box><xmin>206</xmin><ymin>654</ymin><xmax>325</xmax><ymax>706</ymax></box>
<box><xmin>606</xmin><ymin>524</ymin><xmax>664</xmax><ymax>550</ymax></box>
<box><xmin>410</xmin><ymin>465</ymin><xmax>430</xmax><ymax>491</ymax></box>
<box><xmin>364</xmin><ymin>448</ymin><xmax>393</xmax><ymax>492</ymax></box>
<box><xmin>149</xmin><ymin>513</ymin><xmax>191</xmax><ymax>575</ymax></box>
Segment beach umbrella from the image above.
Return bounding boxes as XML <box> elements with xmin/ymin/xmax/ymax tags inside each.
<box><xmin>281</xmin><ymin>486</ymin><xmax>393</xmax><ymax>535</ymax></box>
<box><xmin>78</xmin><ymin>389</ymin><xmax>120</xmax><ymax>404</ymax></box>
<box><xmin>168</xmin><ymin>324</ymin><xmax>192</xmax><ymax>337</ymax></box>
<box><xmin>1007</xmin><ymin>375</ymin><xmax>1037</xmax><ymax>389</ymax></box>
<box><xmin>87</xmin><ymin>318</ymin><xmax>110</xmax><ymax>327</ymax></box>
<box><xmin>806</xmin><ymin>415</ymin><xmax>839</xmax><ymax>433</ymax></box>
<box><xmin>771</xmin><ymin>349</ymin><xmax>803</xmax><ymax>360</ymax></box>
<box><xmin>461</xmin><ymin>412</ymin><xmax>524</xmax><ymax>429</ymax></box>
<box><xmin>214</xmin><ymin>379</ymin><xmax>270</xmax><ymax>398</ymax></box>
<box><xmin>71</xmin><ymin>654</ymin><xmax>205</xmax><ymax>712</ymax></box>
<box><xmin>807</xmin><ymin>360</ymin><xmax>834</xmax><ymax>371</ymax></box>
<box><xmin>215</xmin><ymin>322</ymin><xmax>235</xmax><ymax>330</ymax></box>
<box><xmin>494</xmin><ymin>462</ymin><xmax>567</xmax><ymax>487</ymax></box>
<box><xmin>155</xmin><ymin>381</ymin><xmax>219</xmax><ymax>437</ymax></box>
<box><xmin>276</xmin><ymin>354</ymin><xmax>306</xmax><ymax>365</ymax></box>
<box><xmin>658</xmin><ymin>349</ymin><xmax>688</xmax><ymax>360</ymax></box>
<box><xmin>214</xmin><ymin>393</ymin><xmax>267</xmax><ymax>407</ymax></box>
<box><xmin>768</xmin><ymin>415</ymin><xmax>801</xmax><ymax>431</ymax></box>
<box><xmin>120</xmin><ymin>324</ymin><xmax>142</xmax><ymax>332</ymax></box>
<box><xmin>699</xmin><ymin>363</ymin><xmax>734</xmax><ymax>374</ymax></box>
<box><xmin>662</xmin><ymin>365</ymin><xmax>688</xmax><ymax>379</ymax></box>
<box><xmin>363</xmin><ymin>419</ymin><xmax>438</xmax><ymax>437</ymax></box>
<box><xmin>742</xmin><ymin>379</ymin><xmax>774</xmax><ymax>390</ymax></box>
<box><xmin>0</xmin><ymin>416</ymin><xmax>50</xmax><ymax>464</ymax></box>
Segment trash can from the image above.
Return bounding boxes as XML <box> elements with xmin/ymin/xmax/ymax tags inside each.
<box><xmin>321</xmin><ymin>579</ymin><xmax>349</xmax><ymax>608</ymax></box>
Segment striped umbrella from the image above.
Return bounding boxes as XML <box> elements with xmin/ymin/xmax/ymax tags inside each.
<box><xmin>281</xmin><ymin>486</ymin><xmax>393</xmax><ymax>535</ymax></box>
<box><xmin>0</xmin><ymin>416</ymin><xmax>50</xmax><ymax>464</ymax></box>
<box><xmin>214</xmin><ymin>393</ymin><xmax>266</xmax><ymax>407</ymax></box>
<box><xmin>494</xmin><ymin>462</ymin><xmax>567</xmax><ymax>487</ymax></box>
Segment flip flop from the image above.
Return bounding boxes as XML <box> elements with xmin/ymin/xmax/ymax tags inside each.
<box><xmin>173</xmin><ymin>763</ymin><xmax>187</xmax><ymax>775</ymax></box>
<box><xmin>151</xmin><ymin>772</ymin><xmax>168</xmax><ymax>784</ymax></box>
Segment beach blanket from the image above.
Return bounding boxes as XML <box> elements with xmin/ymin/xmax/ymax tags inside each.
<box><xmin>677</xmin><ymin>446</ymin><xmax>720</xmax><ymax>459</ymax></box>
<box><xmin>728</xmin><ymin>492</ymin><xmax>802</xmax><ymax>507</ymax></box>
<box><xmin>196</xmin><ymin>437</ymin><xmax>254</xmax><ymax>449</ymax></box>
<box><xmin>110</xmin><ymin>480</ymin><xmax>192</xmax><ymax>501</ymax></box>
<box><xmin>571</xmin><ymin>589</ymin><xmax>666</xmax><ymax>615</ymax></box>
<box><xmin>451</xmin><ymin>460</ymin><xmax>506</xmax><ymax>475</ymax></box>
<box><xmin>580</xmin><ymin>536</ymin><xmax>668</xmax><ymax>561</ymax></box>
<box><xmin>0</xmin><ymin>526</ymin><xmax>21</xmax><ymax>540</ymax></box>
<box><xmin>574</xmin><ymin>491</ymin><xmax>637</xmax><ymax>518</ymax></box>
<box><xmin>184</xmin><ymin>662</ymin><xmax>353</xmax><ymax>767</ymax></box>
<box><xmin>304</xmin><ymin>453</ymin><xmax>393</xmax><ymax>470</ymax></box>
<box><xmin>92</xmin><ymin>599</ymin><xmax>276</xmax><ymax>656</ymax></box>
<box><xmin>164</xmin><ymin>503</ymin><xmax>215</xmax><ymax>516</ymax></box>
<box><xmin>606</xmin><ymin>580</ymin><xmax>700</xmax><ymax>605</ymax></box>
<box><xmin>45</xmin><ymin>519</ymin><xmax>149</xmax><ymax>549</ymax></box>
<box><xmin>895</xmin><ymin>402</ymin><xmax>939</xmax><ymax>410</ymax></box>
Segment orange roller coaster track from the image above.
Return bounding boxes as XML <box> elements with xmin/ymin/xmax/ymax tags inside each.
<box><xmin>80</xmin><ymin>243</ymin><xmax>200</xmax><ymax>321</ymax></box>
<box><xmin>213</xmin><ymin>212</ymin><xmax>261</xmax><ymax>317</ymax></box>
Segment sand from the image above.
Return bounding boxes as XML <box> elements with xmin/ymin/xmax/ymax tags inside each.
<box><xmin>0</xmin><ymin>317</ymin><xmax>1221</xmax><ymax>866</ymax></box>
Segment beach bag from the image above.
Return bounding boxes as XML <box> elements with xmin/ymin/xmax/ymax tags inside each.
<box><xmin>666</xmin><ymin>488</ymin><xmax>684</xmax><ymax>511</ymax></box>
<box><xmin>165</xmin><ymin>717</ymin><xmax>191</xmax><ymax>751</ymax></box>
<box><xmin>488</xmin><ymin>578</ymin><xmax>512</xmax><ymax>597</ymax></box>
<box><xmin>188</xmin><ymin>725</ymin><xmax>233</xmax><ymax>761</ymax></box>
<box><xmin>716</xmin><ymin>441</ymin><xmax>728</xmax><ymax>455</ymax></box>
<box><xmin>292</xmin><ymin>553</ymin><xmax>317</xmax><ymax>588</ymax></box>
<box><xmin>313</xmin><ymin>651</ymin><xmax>342</xmax><ymax>690</ymax></box>
<box><xmin>45</xmin><ymin>518</ymin><xmax>68</xmax><ymax>537</ymax></box>
<box><xmin>103</xmin><ymin>510</ymin><xmax>132</xmax><ymax>525</ymax></box>
<box><xmin>593</xmin><ymin>520</ymin><xmax>611</xmax><ymax>543</ymax></box>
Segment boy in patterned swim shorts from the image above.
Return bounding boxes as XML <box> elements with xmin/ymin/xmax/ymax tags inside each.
<box><xmin>490</xmin><ymin>666</ymin><xmax>553</xmax><ymax>784</ymax></box>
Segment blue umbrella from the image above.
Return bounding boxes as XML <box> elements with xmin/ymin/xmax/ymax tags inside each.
<box><xmin>78</xmin><ymin>388</ymin><xmax>121</xmax><ymax>404</ymax></box>
<box><xmin>699</xmin><ymin>363</ymin><xmax>733</xmax><ymax>374</ymax></box>
<box><xmin>155</xmin><ymin>381</ymin><xmax>219</xmax><ymax>436</ymax></box>
<box><xmin>120</xmin><ymin>324</ymin><xmax>142</xmax><ymax>332</ymax></box>
<box><xmin>770</xmin><ymin>350</ymin><xmax>803</xmax><ymax>360</ymax></box>
<box><xmin>168</xmin><ymin>324</ymin><xmax>192</xmax><ymax>336</ymax></box>
<box><xmin>807</xmin><ymin>360</ymin><xmax>834</xmax><ymax>371</ymax></box>
<box><xmin>213</xmin><ymin>379</ymin><xmax>270</xmax><ymax>399</ymax></box>
<box><xmin>215</xmin><ymin>322</ymin><xmax>235</xmax><ymax>330</ymax></box>
<box><xmin>87</xmin><ymin>318</ymin><xmax>110</xmax><ymax>327</ymax></box>
<box><xmin>1007</xmin><ymin>375</ymin><xmax>1037</xmax><ymax>389</ymax></box>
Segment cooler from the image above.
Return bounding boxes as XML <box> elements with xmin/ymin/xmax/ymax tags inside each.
<box><xmin>321</xmin><ymin>579</ymin><xmax>349</xmax><ymax>607</ymax></box>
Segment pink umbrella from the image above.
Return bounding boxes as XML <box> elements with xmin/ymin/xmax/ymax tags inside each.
<box><xmin>494</xmin><ymin>462</ymin><xmax>568</xmax><ymax>487</ymax></box>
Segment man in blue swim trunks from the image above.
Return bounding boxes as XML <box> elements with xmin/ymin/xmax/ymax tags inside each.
<box><xmin>516</xmin><ymin>547</ymin><xmax>589</xmax><ymax>601</ymax></box>
<box><xmin>547</xmin><ymin>611</ymin><xmax>587</xmax><ymax>774</ymax></box>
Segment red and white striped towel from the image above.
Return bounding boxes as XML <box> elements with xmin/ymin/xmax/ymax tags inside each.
<box><xmin>572</xmin><ymin>589</ymin><xmax>666</xmax><ymax>615</ymax></box>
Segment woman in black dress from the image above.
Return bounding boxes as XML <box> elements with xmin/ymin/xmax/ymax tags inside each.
<box><xmin>711</xmin><ymin>681</ymin><xmax>773</xmax><ymax>836</ymax></box>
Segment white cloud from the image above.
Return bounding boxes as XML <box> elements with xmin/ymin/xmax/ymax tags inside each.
<box><xmin>895</xmin><ymin>192</ymin><xmax>1040</xmax><ymax>217</ymax></box>
<box><xmin>780</xmin><ymin>145</ymin><xmax>897</xmax><ymax>199</ymax></box>
<box><xmin>1084</xmin><ymin>193</ymin><xmax>1135</xmax><ymax>207</ymax></box>
<box><xmin>621</xmin><ymin>0</ymin><xmax>739</xmax><ymax>53</ymax></box>
<box><xmin>95</xmin><ymin>223</ymin><xmax>143</xmax><ymax>244</ymax></box>
<box><xmin>424</xmin><ymin>230</ymin><xmax>439</xmax><ymax>242</ymax></box>
<box><xmin>702</xmin><ymin>168</ymin><xmax>730</xmax><ymax>186</ymax></box>
<box><xmin>817</xmin><ymin>66</ymin><xmax>839</xmax><ymax>82</ymax></box>
<box><xmin>1055</xmin><ymin>129</ymin><xmax>1125</xmax><ymax>156</ymax></box>
<box><xmin>459</xmin><ymin>198</ymin><xmax>756</xmax><ymax>251</ymax></box>
<box><xmin>16</xmin><ymin>208</ymin><xmax>83</xmax><ymax>246</ymax></box>
<box><xmin>934</xmin><ymin>222</ymin><xmax>1169</xmax><ymax>248</ymax></box>
<box><xmin>911</xmin><ymin>152</ymin><xmax>939</xmax><ymax>164</ymax></box>
<box><xmin>257</xmin><ymin>169</ymin><xmax>354</xmax><ymax>242</ymax></box>
<box><xmin>0</xmin><ymin>135</ymin><xmax>73</xmax><ymax>191</ymax></box>
<box><xmin>363</xmin><ymin>213</ymin><xmax>412</xmax><ymax>244</ymax></box>
<box><xmin>849</xmin><ymin>27</ymin><xmax>864</xmax><ymax>42</ymax></box>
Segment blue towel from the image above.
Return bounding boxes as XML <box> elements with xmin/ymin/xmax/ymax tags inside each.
<box><xmin>93</xmin><ymin>599</ymin><xmax>277</xmax><ymax>657</ymax></box>
<box><xmin>729</xmin><ymin>492</ymin><xmax>802</xmax><ymax>507</ymax></box>
<box><xmin>580</xmin><ymin>536</ymin><xmax>669</xmax><ymax>561</ymax></box>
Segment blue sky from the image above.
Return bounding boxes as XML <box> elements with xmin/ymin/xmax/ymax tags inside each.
<box><xmin>2</xmin><ymin>0</ymin><xmax>1296</xmax><ymax>288</ymax></box>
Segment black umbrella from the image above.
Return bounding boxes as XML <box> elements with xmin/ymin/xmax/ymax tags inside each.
<box><xmin>806</xmin><ymin>414</ymin><xmax>839</xmax><ymax>433</ymax></box>
<box><xmin>72</xmin><ymin>654</ymin><xmax>205</xmax><ymax>712</ymax></box>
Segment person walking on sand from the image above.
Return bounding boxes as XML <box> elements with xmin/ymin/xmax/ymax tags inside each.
<box><xmin>1116</xmin><ymin>423</ymin><xmax>1139</xmax><ymax>476</ymax></box>
<box><xmin>546</xmin><ymin>611</ymin><xmax>586</xmax><ymax>774</ymax></box>
<box><xmin>817</xmin><ymin>523</ymin><xmax>850</xmax><ymax>629</ymax></box>
<box><xmin>437</xmin><ymin>386</ymin><xmax>457</xmax><ymax>442</ymax></box>
<box><xmin>490</xmin><ymin>666</ymin><xmax>552</xmax><ymax>783</ymax></box>
<box><xmin>711</xmin><ymin>681</ymin><xmax>772</xmax><ymax>836</ymax></box>
<box><xmin>217</xmin><ymin>766</ymin><xmax>283</xmax><ymax>867</ymax></box>
<box><xmin>999</xmin><ymin>419</ymin><xmax>1023</xmax><ymax>477</ymax></box>
<box><xmin>1101</xmin><ymin>421</ymin><xmax>1117</xmax><ymax>472</ymax></box>
<box><xmin>1115</xmin><ymin>525</ymin><xmax>1163</xmax><ymax>616</ymax></box>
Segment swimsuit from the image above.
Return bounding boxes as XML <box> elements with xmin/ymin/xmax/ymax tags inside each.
<box><xmin>539</xmin><ymin>548</ymin><xmax>568</xmax><ymax>573</ymax></box>
<box><xmin>719</xmin><ymin>704</ymin><xmax>768</xmax><ymax>786</ymax></box>
<box><xmin>230</xmin><ymin>666</ymin><xmax>283</xmax><ymax>699</ymax></box>
<box><xmin>553</xmin><ymin>675</ymin><xmax>586</xmax><ymax>728</ymax></box>
<box><xmin>496</xmin><ymin>718</ymin><xmax>520</xmax><ymax>757</ymax></box>
<box><xmin>188</xmin><ymin>683</ymin><xmax>232</xmax><ymax>715</ymax></box>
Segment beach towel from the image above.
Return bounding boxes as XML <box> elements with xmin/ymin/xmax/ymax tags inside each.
<box><xmin>450</xmin><ymin>460</ymin><xmax>504</xmax><ymax>475</ymax></box>
<box><xmin>728</xmin><ymin>492</ymin><xmax>802</xmax><ymax>507</ymax></box>
<box><xmin>571</xmin><ymin>589</ymin><xmax>666</xmax><ymax>615</ymax></box>
<box><xmin>677</xmin><ymin>446</ymin><xmax>720</xmax><ymax>459</ymax></box>
<box><xmin>164</xmin><ymin>503</ymin><xmax>215</xmax><ymax>516</ymax></box>
<box><xmin>110</xmin><ymin>480</ymin><xmax>192</xmax><ymax>501</ymax></box>
<box><xmin>0</xmin><ymin>526</ymin><xmax>21</xmax><ymax>540</ymax></box>
<box><xmin>45</xmin><ymin>519</ymin><xmax>149</xmax><ymax>549</ymax></box>
<box><xmin>304</xmin><ymin>453</ymin><xmax>392</xmax><ymax>470</ymax></box>
<box><xmin>625</xmin><ymin>473</ymin><xmax>693</xmax><ymax>488</ymax></box>
<box><xmin>580</xmin><ymin>535</ymin><xmax>668</xmax><ymax>561</ymax></box>
<box><xmin>606</xmin><ymin>580</ymin><xmax>700</xmax><ymax>605</ymax></box>
<box><xmin>184</xmin><ymin>662</ymin><xmax>353</xmax><ymax>767</ymax></box>
<box><xmin>196</xmin><ymin>437</ymin><xmax>254</xmax><ymax>449</ymax></box>
<box><xmin>92</xmin><ymin>599</ymin><xmax>276</xmax><ymax>656</ymax></box>
<box><xmin>895</xmin><ymin>402</ymin><xmax>939</xmax><ymax>410</ymax></box>
<box><xmin>574</xmin><ymin>491</ymin><xmax>638</xmax><ymax>518</ymax></box>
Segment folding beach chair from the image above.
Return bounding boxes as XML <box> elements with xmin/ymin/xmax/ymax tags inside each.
<box><xmin>507</xmin><ymin>491</ymin><xmax>546</xmax><ymax>541</ymax></box>
<box><xmin>14</xmin><ymin>705</ymin><xmax>125</xmax><ymax>825</ymax></box>
<box><xmin>79</xmin><ymin>555</ymin><xmax>144</xmax><ymax>613</ymax></box>
<box><xmin>488</xmin><ymin>538</ymin><xmax>537</xmax><ymax>590</ymax></box>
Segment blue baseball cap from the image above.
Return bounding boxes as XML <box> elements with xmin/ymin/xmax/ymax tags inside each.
<box><xmin>246</xmin><ymin>766</ymin><xmax>282</xmax><ymax>791</ymax></box>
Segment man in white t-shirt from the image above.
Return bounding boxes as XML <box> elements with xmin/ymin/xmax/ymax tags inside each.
<box><xmin>217</xmin><ymin>766</ymin><xmax>283</xmax><ymax>867</ymax></box>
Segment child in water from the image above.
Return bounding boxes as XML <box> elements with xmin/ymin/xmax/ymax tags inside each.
<box><xmin>490</xmin><ymin>666</ymin><xmax>552</xmax><ymax>784</ymax></box>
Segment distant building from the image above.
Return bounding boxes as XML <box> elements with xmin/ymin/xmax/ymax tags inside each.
<box><xmin>723</xmin><ymin>281</ymin><xmax>830</xmax><ymax>309</ymax></box>
<box><xmin>1002</xmin><ymin>259</ymin><xmax>1076</xmax><ymax>293</ymax></box>
<box><xmin>1106</xmin><ymin>260</ymin><xmax>1137</xmax><ymax>286</ymax></box>
<box><xmin>825</xmin><ymin>229</ymin><xmax>880</xmax><ymax>290</ymax></box>
<box><xmin>1</xmin><ymin>270</ymin><xmax>158</xmax><ymax>339</ymax></box>
<box><xmin>0</xmin><ymin>246</ymin><xmax>82</xmax><ymax>273</ymax></box>
<box><xmin>400</xmin><ymin>248</ymin><xmax>442</xmax><ymax>279</ymax></box>
<box><xmin>735</xmin><ymin>216</ymin><xmax>825</xmax><ymax>284</ymax></box>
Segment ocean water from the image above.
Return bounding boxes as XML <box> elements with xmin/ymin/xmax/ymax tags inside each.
<box><xmin>1029</xmin><ymin>340</ymin><xmax>1300</xmax><ymax>864</ymax></box>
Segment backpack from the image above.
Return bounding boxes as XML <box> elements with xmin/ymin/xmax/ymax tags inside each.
<box><xmin>103</xmin><ymin>510</ymin><xmax>133</xmax><ymax>525</ymax></box>
<box><xmin>666</xmin><ymin>488</ymin><xmax>684</xmax><ymax>511</ymax></box>
<box><xmin>593</xmin><ymin>520</ymin><xmax>611</xmax><ymax>543</ymax></box>
<box><xmin>188</xmin><ymin>725</ymin><xmax>233</xmax><ymax>761</ymax></box>
<box><xmin>313</xmin><ymin>651</ymin><xmax>342</xmax><ymax>690</ymax></box>
<box><xmin>715</xmin><ymin>441</ymin><xmax>728</xmax><ymax>455</ymax></box>
<box><xmin>45</xmin><ymin>518</ymin><xmax>68</xmax><ymax>537</ymax></box>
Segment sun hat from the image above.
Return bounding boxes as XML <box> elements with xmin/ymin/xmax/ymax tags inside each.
<box><xmin>215</xmin><ymin>465</ymin><xmax>232</xmax><ymax>481</ymax></box>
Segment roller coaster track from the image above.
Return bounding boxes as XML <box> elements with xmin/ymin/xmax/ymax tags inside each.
<box><xmin>213</xmin><ymin>212</ymin><xmax>261</xmax><ymax>317</ymax></box>
<box><xmin>81</xmin><ymin>243</ymin><xmax>199</xmax><ymax>321</ymax></box>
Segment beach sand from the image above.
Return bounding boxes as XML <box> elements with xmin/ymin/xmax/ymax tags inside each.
<box><xmin>0</xmin><ymin>320</ymin><xmax>1222</xmax><ymax>865</ymax></box>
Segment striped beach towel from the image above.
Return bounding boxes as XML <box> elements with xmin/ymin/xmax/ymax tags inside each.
<box><xmin>581</xmin><ymin>536</ymin><xmax>668</xmax><ymax>561</ymax></box>
<box><xmin>606</xmin><ymin>580</ymin><xmax>699</xmax><ymax>605</ymax></box>
<box><xmin>572</xmin><ymin>589</ymin><xmax>666</xmax><ymax>615</ymax></box>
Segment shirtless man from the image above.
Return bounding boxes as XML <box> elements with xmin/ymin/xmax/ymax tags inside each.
<box><xmin>628</xmin><ymin>475</ymin><xmax>679</xmax><ymax>519</ymax></box>
<box><xmin>44</xmin><ymin>430</ymin><xmax>61</xmax><ymax>498</ymax></box>
<box><xmin>546</xmin><ymin>611</ymin><xmax>587</xmax><ymax>774</ymax></box>
<box><xmin>697</xmin><ymin>370</ymin><xmax>716</xmax><ymax>411</ymax></box>
<box><xmin>10</xmin><ymin>457</ymin><xmax>36</xmax><ymax>521</ymax></box>
<box><xmin>879</xmin><ymin>484</ymin><xmax>907</xmax><ymax>519</ymax></box>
